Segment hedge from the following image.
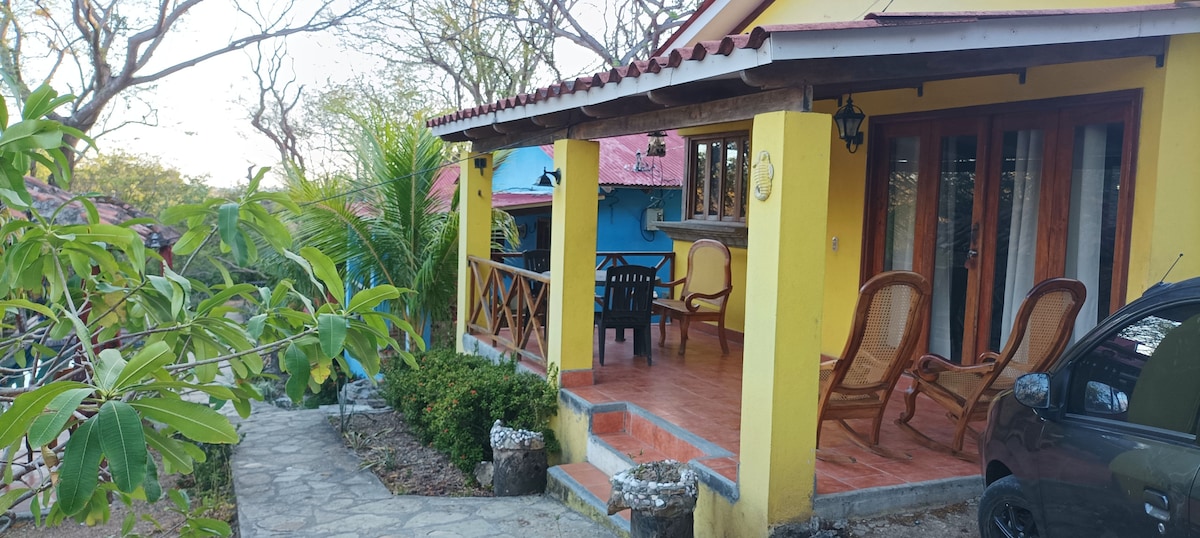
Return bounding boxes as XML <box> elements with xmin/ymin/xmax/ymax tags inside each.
<box><xmin>381</xmin><ymin>349</ymin><xmax>559</xmax><ymax>474</ymax></box>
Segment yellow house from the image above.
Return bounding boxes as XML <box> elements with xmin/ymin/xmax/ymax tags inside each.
<box><xmin>430</xmin><ymin>1</ymin><xmax>1200</xmax><ymax>535</ymax></box>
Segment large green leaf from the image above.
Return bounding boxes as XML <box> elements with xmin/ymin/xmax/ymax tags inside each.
<box><xmin>129</xmin><ymin>399</ymin><xmax>237</xmax><ymax>444</ymax></box>
<box><xmin>317</xmin><ymin>313</ymin><xmax>348</xmax><ymax>358</ymax></box>
<box><xmin>218</xmin><ymin>203</ymin><xmax>247</xmax><ymax>266</ymax></box>
<box><xmin>97</xmin><ymin>401</ymin><xmax>146</xmax><ymax>493</ymax></box>
<box><xmin>113</xmin><ymin>341</ymin><xmax>175</xmax><ymax>392</ymax></box>
<box><xmin>142</xmin><ymin>457</ymin><xmax>162</xmax><ymax>503</ymax></box>
<box><xmin>300</xmin><ymin>246</ymin><xmax>344</xmax><ymax>303</ymax></box>
<box><xmin>57</xmin><ymin>417</ymin><xmax>102</xmax><ymax>516</ymax></box>
<box><xmin>346</xmin><ymin>285</ymin><xmax>400</xmax><ymax>314</ymax></box>
<box><xmin>27</xmin><ymin>388</ymin><xmax>93</xmax><ymax>447</ymax></box>
<box><xmin>94</xmin><ymin>349</ymin><xmax>126</xmax><ymax>393</ymax></box>
<box><xmin>283</xmin><ymin>344</ymin><xmax>310</xmax><ymax>403</ymax></box>
<box><xmin>143</xmin><ymin>426</ymin><xmax>195</xmax><ymax>474</ymax></box>
<box><xmin>0</xmin><ymin>381</ymin><xmax>90</xmax><ymax>448</ymax></box>
<box><xmin>0</xmin><ymin>487</ymin><xmax>29</xmax><ymax>513</ymax></box>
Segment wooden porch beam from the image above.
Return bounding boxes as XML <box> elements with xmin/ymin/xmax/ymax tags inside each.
<box><xmin>742</xmin><ymin>37</ymin><xmax>1166</xmax><ymax>89</ymax></box>
<box><xmin>579</xmin><ymin>95</ymin><xmax>663</xmax><ymax>119</ymax></box>
<box><xmin>469</xmin><ymin>86</ymin><xmax>812</xmax><ymax>152</ymax></box>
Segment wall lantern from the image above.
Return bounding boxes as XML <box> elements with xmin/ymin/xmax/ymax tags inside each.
<box><xmin>537</xmin><ymin>168</ymin><xmax>562</xmax><ymax>187</ymax></box>
<box><xmin>833</xmin><ymin>95</ymin><xmax>866</xmax><ymax>153</ymax></box>
<box><xmin>473</xmin><ymin>156</ymin><xmax>489</xmax><ymax>174</ymax></box>
<box><xmin>145</xmin><ymin>230</ymin><xmax>164</xmax><ymax>249</ymax></box>
<box><xmin>645</xmin><ymin>131</ymin><xmax>667</xmax><ymax>157</ymax></box>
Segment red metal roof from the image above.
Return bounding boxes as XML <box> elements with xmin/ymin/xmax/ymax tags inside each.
<box><xmin>596</xmin><ymin>131</ymin><xmax>684</xmax><ymax>188</ymax></box>
<box><xmin>428</xmin><ymin>2</ymin><xmax>1196</xmax><ymax>131</ymax></box>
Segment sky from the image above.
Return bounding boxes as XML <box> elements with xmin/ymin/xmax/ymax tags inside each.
<box><xmin>84</xmin><ymin>2</ymin><xmax>601</xmax><ymax>189</ymax></box>
<box><xmin>90</xmin><ymin>2</ymin><xmax>381</xmax><ymax>188</ymax></box>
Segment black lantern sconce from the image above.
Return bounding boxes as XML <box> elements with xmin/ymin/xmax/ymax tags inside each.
<box><xmin>833</xmin><ymin>95</ymin><xmax>866</xmax><ymax>153</ymax></box>
<box><xmin>537</xmin><ymin>168</ymin><xmax>562</xmax><ymax>187</ymax></box>
<box><xmin>645</xmin><ymin>131</ymin><xmax>667</xmax><ymax>157</ymax></box>
<box><xmin>145</xmin><ymin>230</ymin><xmax>165</xmax><ymax>250</ymax></box>
<box><xmin>473</xmin><ymin>157</ymin><xmax>489</xmax><ymax>174</ymax></box>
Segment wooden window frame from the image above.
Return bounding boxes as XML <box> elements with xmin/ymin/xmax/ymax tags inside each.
<box><xmin>684</xmin><ymin>131</ymin><xmax>750</xmax><ymax>223</ymax></box>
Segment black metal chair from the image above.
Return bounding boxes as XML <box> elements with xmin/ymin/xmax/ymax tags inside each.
<box><xmin>522</xmin><ymin>249</ymin><xmax>552</xmax><ymax>326</ymax></box>
<box><xmin>595</xmin><ymin>265</ymin><xmax>656</xmax><ymax>366</ymax></box>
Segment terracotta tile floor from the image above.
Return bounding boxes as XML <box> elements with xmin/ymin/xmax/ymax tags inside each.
<box><xmin>568</xmin><ymin>323</ymin><xmax>983</xmax><ymax>494</ymax></box>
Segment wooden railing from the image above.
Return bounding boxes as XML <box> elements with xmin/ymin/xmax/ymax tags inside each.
<box><xmin>466</xmin><ymin>255</ymin><xmax>550</xmax><ymax>365</ymax></box>
<box><xmin>466</xmin><ymin>251</ymin><xmax>675</xmax><ymax>364</ymax></box>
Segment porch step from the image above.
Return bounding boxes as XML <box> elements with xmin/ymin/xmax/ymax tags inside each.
<box><xmin>547</xmin><ymin>463</ymin><xmax>631</xmax><ymax>538</ymax></box>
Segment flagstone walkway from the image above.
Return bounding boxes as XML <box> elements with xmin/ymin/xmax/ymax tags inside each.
<box><xmin>231</xmin><ymin>404</ymin><xmax>615</xmax><ymax>537</ymax></box>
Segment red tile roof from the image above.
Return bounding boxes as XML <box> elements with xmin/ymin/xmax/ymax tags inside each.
<box><xmin>428</xmin><ymin>2</ymin><xmax>1196</xmax><ymax>130</ymax></box>
<box><xmin>22</xmin><ymin>176</ymin><xmax>181</xmax><ymax>244</ymax></box>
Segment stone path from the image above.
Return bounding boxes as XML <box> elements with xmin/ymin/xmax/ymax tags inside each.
<box><xmin>232</xmin><ymin>404</ymin><xmax>615</xmax><ymax>537</ymax></box>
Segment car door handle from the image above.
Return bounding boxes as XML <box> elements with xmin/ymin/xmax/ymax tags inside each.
<box><xmin>1144</xmin><ymin>489</ymin><xmax>1170</xmax><ymax>522</ymax></box>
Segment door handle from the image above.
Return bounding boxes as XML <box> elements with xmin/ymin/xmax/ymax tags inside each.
<box><xmin>1144</xmin><ymin>489</ymin><xmax>1170</xmax><ymax>522</ymax></box>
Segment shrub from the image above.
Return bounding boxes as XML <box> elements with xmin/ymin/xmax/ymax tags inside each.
<box><xmin>381</xmin><ymin>349</ymin><xmax>559</xmax><ymax>474</ymax></box>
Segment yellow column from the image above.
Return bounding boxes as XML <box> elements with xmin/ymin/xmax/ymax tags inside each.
<box><xmin>736</xmin><ymin>111</ymin><xmax>831</xmax><ymax>532</ymax></box>
<box><xmin>547</xmin><ymin>139</ymin><xmax>600</xmax><ymax>387</ymax></box>
<box><xmin>1139</xmin><ymin>34</ymin><xmax>1200</xmax><ymax>291</ymax></box>
<box><xmin>456</xmin><ymin>153</ymin><xmax>494</xmax><ymax>353</ymax></box>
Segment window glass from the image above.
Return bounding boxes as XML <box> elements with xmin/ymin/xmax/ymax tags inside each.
<box><xmin>685</xmin><ymin>133</ymin><xmax>750</xmax><ymax>221</ymax></box>
<box><xmin>1066</xmin><ymin>302</ymin><xmax>1200</xmax><ymax>436</ymax></box>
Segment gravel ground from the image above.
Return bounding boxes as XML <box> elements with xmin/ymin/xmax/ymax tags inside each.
<box><xmin>330</xmin><ymin>410</ymin><xmax>490</xmax><ymax>497</ymax></box>
<box><xmin>844</xmin><ymin>499</ymin><xmax>979</xmax><ymax>537</ymax></box>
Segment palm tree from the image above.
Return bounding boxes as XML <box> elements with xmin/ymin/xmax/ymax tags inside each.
<box><xmin>286</xmin><ymin>108</ymin><xmax>516</xmax><ymax>348</ymax></box>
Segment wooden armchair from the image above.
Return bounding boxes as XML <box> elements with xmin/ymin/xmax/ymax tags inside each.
<box><xmin>818</xmin><ymin>271</ymin><xmax>931</xmax><ymax>456</ymax></box>
<box><xmin>653</xmin><ymin>239</ymin><xmax>733</xmax><ymax>355</ymax></box>
<box><xmin>897</xmin><ymin>277</ymin><xmax>1086</xmax><ymax>457</ymax></box>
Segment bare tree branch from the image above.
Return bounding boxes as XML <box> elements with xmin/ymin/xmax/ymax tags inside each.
<box><xmin>2</xmin><ymin>0</ymin><xmax>375</xmax><ymax>175</ymax></box>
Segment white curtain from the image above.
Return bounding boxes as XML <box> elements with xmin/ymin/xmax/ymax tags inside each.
<box><xmin>887</xmin><ymin>137</ymin><xmax>919</xmax><ymax>272</ymax></box>
<box><xmin>930</xmin><ymin>142</ymin><xmax>959</xmax><ymax>358</ymax></box>
<box><xmin>1065</xmin><ymin>124</ymin><xmax>1106</xmax><ymax>338</ymax></box>
<box><xmin>1000</xmin><ymin>130</ymin><xmax>1043</xmax><ymax>344</ymax></box>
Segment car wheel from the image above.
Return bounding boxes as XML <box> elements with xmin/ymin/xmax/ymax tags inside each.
<box><xmin>979</xmin><ymin>475</ymin><xmax>1041</xmax><ymax>538</ymax></box>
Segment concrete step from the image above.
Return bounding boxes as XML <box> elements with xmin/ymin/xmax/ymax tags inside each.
<box><xmin>547</xmin><ymin>463</ymin><xmax>631</xmax><ymax>538</ymax></box>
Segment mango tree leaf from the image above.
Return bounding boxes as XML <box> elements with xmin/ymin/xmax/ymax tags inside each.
<box><xmin>28</xmin><ymin>388</ymin><xmax>93</xmax><ymax>446</ymax></box>
<box><xmin>0</xmin><ymin>381</ymin><xmax>90</xmax><ymax>448</ymax></box>
<box><xmin>143</xmin><ymin>427</ymin><xmax>194</xmax><ymax>474</ymax></box>
<box><xmin>0</xmin><ymin>487</ymin><xmax>29</xmax><ymax>513</ymax></box>
<box><xmin>0</xmin><ymin>299</ymin><xmax>57</xmax><ymax>320</ymax></box>
<box><xmin>346</xmin><ymin>285</ymin><xmax>400</xmax><ymax>314</ymax></box>
<box><xmin>160</xmin><ymin>204</ymin><xmax>210</xmax><ymax>225</ymax></box>
<box><xmin>97</xmin><ymin>401</ymin><xmax>146</xmax><ymax>493</ymax></box>
<box><xmin>300</xmin><ymin>247</ymin><xmax>343</xmax><ymax>303</ymax></box>
<box><xmin>283</xmin><ymin>344</ymin><xmax>309</xmax><ymax>403</ymax></box>
<box><xmin>317</xmin><ymin>314</ymin><xmax>348</xmax><ymax>358</ymax></box>
<box><xmin>57</xmin><ymin>417</ymin><xmax>102</xmax><ymax>516</ymax></box>
<box><xmin>217</xmin><ymin>203</ymin><xmax>246</xmax><ymax>266</ymax></box>
<box><xmin>142</xmin><ymin>455</ymin><xmax>162</xmax><ymax>503</ymax></box>
<box><xmin>129</xmin><ymin>399</ymin><xmax>237</xmax><ymax>444</ymax></box>
<box><xmin>114</xmin><ymin>341</ymin><xmax>175</xmax><ymax>392</ymax></box>
<box><xmin>94</xmin><ymin>349</ymin><xmax>126</xmax><ymax>392</ymax></box>
<box><xmin>172</xmin><ymin>227</ymin><xmax>208</xmax><ymax>256</ymax></box>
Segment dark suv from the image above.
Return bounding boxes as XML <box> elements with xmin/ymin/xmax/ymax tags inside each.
<box><xmin>979</xmin><ymin>277</ymin><xmax>1200</xmax><ymax>538</ymax></box>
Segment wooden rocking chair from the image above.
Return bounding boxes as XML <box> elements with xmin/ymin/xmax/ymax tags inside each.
<box><xmin>818</xmin><ymin>271</ymin><xmax>931</xmax><ymax>459</ymax></box>
<box><xmin>896</xmin><ymin>277</ymin><xmax>1086</xmax><ymax>458</ymax></box>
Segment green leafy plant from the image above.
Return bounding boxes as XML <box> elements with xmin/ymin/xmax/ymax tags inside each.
<box><xmin>381</xmin><ymin>349</ymin><xmax>559</xmax><ymax>474</ymax></box>
<box><xmin>0</xmin><ymin>87</ymin><xmax>423</xmax><ymax>530</ymax></box>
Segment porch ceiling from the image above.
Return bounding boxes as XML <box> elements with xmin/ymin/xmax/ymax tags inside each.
<box><xmin>429</xmin><ymin>3</ymin><xmax>1200</xmax><ymax>152</ymax></box>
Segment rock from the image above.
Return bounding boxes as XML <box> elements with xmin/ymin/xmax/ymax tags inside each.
<box><xmin>273</xmin><ymin>396</ymin><xmax>296</xmax><ymax>409</ymax></box>
<box><xmin>489</xmin><ymin>420</ymin><xmax>545</xmax><ymax>450</ymax></box>
<box><xmin>473</xmin><ymin>461</ymin><xmax>494</xmax><ymax>488</ymax></box>
<box><xmin>339</xmin><ymin>378</ymin><xmax>386</xmax><ymax>408</ymax></box>
<box><xmin>606</xmin><ymin>460</ymin><xmax>698</xmax><ymax>518</ymax></box>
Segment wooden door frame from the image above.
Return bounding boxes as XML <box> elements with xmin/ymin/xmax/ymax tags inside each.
<box><xmin>862</xmin><ymin>90</ymin><xmax>1142</xmax><ymax>362</ymax></box>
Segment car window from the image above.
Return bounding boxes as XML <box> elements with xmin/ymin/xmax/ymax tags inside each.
<box><xmin>1066</xmin><ymin>302</ymin><xmax>1200</xmax><ymax>436</ymax></box>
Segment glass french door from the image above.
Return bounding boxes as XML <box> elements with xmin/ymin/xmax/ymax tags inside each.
<box><xmin>867</xmin><ymin>94</ymin><xmax>1138</xmax><ymax>363</ymax></box>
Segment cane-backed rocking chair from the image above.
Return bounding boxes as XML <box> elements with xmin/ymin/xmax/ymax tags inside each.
<box><xmin>818</xmin><ymin>271</ymin><xmax>931</xmax><ymax>457</ymax></box>
<box><xmin>896</xmin><ymin>278</ymin><xmax>1086</xmax><ymax>457</ymax></box>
